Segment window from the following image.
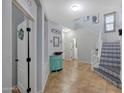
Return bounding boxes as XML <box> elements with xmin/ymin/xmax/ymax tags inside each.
<box><xmin>104</xmin><ymin>12</ymin><xmax>116</xmax><ymax>32</ymax></box>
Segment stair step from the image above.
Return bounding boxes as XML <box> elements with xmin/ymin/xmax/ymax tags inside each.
<box><xmin>94</xmin><ymin>68</ymin><xmax>121</xmax><ymax>88</ymax></box>
<box><xmin>103</xmin><ymin>42</ymin><xmax>120</xmax><ymax>44</ymax></box>
<box><xmin>102</xmin><ymin>44</ymin><xmax>120</xmax><ymax>46</ymax></box>
<box><xmin>100</xmin><ymin>60</ymin><xmax>120</xmax><ymax>64</ymax></box>
<box><xmin>102</xmin><ymin>47</ymin><xmax>120</xmax><ymax>50</ymax></box>
<box><xmin>100</xmin><ymin>57</ymin><xmax>120</xmax><ymax>62</ymax></box>
<box><xmin>100</xmin><ymin>62</ymin><xmax>120</xmax><ymax>66</ymax></box>
<box><xmin>99</xmin><ymin>65</ymin><xmax>120</xmax><ymax>79</ymax></box>
<box><xmin>95</xmin><ymin>41</ymin><xmax>121</xmax><ymax>88</ymax></box>
<box><xmin>102</xmin><ymin>50</ymin><xmax>120</xmax><ymax>54</ymax></box>
<box><xmin>99</xmin><ymin>64</ymin><xmax>120</xmax><ymax>74</ymax></box>
<box><xmin>101</xmin><ymin>55</ymin><xmax>120</xmax><ymax>59</ymax></box>
<box><xmin>101</xmin><ymin>53</ymin><xmax>120</xmax><ymax>57</ymax></box>
<box><xmin>102</xmin><ymin>50</ymin><xmax>120</xmax><ymax>53</ymax></box>
<box><xmin>101</xmin><ymin>53</ymin><xmax>121</xmax><ymax>57</ymax></box>
<box><xmin>100</xmin><ymin>62</ymin><xmax>120</xmax><ymax>67</ymax></box>
<box><xmin>103</xmin><ymin>42</ymin><xmax>120</xmax><ymax>45</ymax></box>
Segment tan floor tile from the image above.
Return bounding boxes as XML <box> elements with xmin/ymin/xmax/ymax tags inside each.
<box><xmin>12</xmin><ymin>60</ymin><xmax>122</xmax><ymax>93</ymax></box>
<box><xmin>44</xmin><ymin>60</ymin><xmax>121</xmax><ymax>93</ymax></box>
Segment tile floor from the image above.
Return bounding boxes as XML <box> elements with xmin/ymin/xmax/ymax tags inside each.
<box><xmin>12</xmin><ymin>60</ymin><xmax>121</xmax><ymax>93</ymax></box>
<box><xmin>44</xmin><ymin>60</ymin><xmax>121</xmax><ymax>93</ymax></box>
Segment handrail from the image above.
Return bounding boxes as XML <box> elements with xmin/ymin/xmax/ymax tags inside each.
<box><xmin>91</xmin><ymin>31</ymin><xmax>103</xmax><ymax>70</ymax></box>
<box><xmin>91</xmin><ymin>51</ymin><xmax>98</xmax><ymax>70</ymax></box>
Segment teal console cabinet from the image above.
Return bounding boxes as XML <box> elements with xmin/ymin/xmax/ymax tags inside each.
<box><xmin>50</xmin><ymin>55</ymin><xmax>63</xmax><ymax>71</ymax></box>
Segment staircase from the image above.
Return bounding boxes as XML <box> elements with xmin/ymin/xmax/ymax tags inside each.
<box><xmin>94</xmin><ymin>41</ymin><xmax>121</xmax><ymax>88</ymax></box>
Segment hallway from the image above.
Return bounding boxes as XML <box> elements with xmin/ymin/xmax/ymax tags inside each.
<box><xmin>44</xmin><ymin>60</ymin><xmax>121</xmax><ymax>93</ymax></box>
<box><xmin>2</xmin><ymin>0</ymin><xmax>122</xmax><ymax>93</ymax></box>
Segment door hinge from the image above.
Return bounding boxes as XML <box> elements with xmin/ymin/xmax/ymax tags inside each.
<box><xmin>27</xmin><ymin>87</ymin><xmax>31</xmax><ymax>93</ymax></box>
<box><xmin>26</xmin><ymin>57</ymin><xmax>31</xmax><ymax>62</ymax></box>
<box><xmin>15</xmin><ymin>58</ymin><xmax>19</xmax><ymax>62</ymax></box>
<box><xmin>27</xmin><ymin>28</ymin><xmax>31</xmax><ymax>32</ymax></box>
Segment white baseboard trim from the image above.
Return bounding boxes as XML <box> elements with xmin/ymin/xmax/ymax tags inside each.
<box><xmin>78</xmin><ymin>59</ymin><xmax>91</xmax><ymax>64</ymax></box>
<box><xmin>41</xmin><ymin>71</ymin><xmax>50</xmax><ymax>93</ymax></box>
<box><xmin>37</xmin><ymin>90</ymin><xmax>42</xmax><ymax>93</ymax></box>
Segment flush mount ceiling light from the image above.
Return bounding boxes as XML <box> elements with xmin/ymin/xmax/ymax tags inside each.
<box><xmin>71</xmin><ymin>4</ymin><xmax>81</xmax><ymax>11</ymax></box>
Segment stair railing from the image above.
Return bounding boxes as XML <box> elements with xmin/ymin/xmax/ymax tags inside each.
<box><xmin>91</xmin><ymin>31</ymin><xmax>103</xmax><ymax>71</ymax></box>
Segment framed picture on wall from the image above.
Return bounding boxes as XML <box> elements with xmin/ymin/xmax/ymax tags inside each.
<box><xmin>92</xmin><ymin>14</ymin><xmax>99</xmax><ymax>23</ymax></box>
<box><xmin>53</xmin><ymin>36</ymin><xmax>59</xmax><ymax>47</ymax></box>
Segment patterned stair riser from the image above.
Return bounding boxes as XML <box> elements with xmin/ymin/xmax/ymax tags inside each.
<box><xmin>101</xmin><ymin>55</ymin><xmax>120</xmax><ymax>59</ymax></box>
<box><xmin>99</xmin><ymin>66</ymin><xmax>120</xmax><ymax>79</ymax></box>
<box><xmin>100</xmin><ymin>62</ymin><xmax>120</xmax><ymax>67</ymax></box>
<box><xmin>102</xmin><ymin>50</ymin><xmax>120</xmax><ymax>53</ymax></box>
<box><xmin>103</xmin><ymin>42</ymin><xmax>120</xmax><ymax>44</ymax></box>
<box><xmin>102</xmin><ymin>50</ymin><xmax>120</xmax><ymax>54</ymax></box>
<box><xmin>94</xmin><ymin>42</ymin><xmax>121</xmax><ymax>88</ymax></box>
<box><xmin>102</xmin><ymin>44</ymin><xmax>120</xmax><ymax>46</ymax></box>
<box><xmin>100</xmin><ymin>57</ymin><xmax>120</xmax><ymax>62</ymax></box>
<box><xmin>102</xmin><ymin>44</ymin><xmax>120</xmax><ymax>48</ymax></box>
<box><xmin>94</xmin><ymin>69</ymin><xmax>121</xmax><ymax>88</ymax></box>
<box><xmin>101</xmin><ymin>53</ymin><xmax>120</xmax><ymax>58</ymax></box>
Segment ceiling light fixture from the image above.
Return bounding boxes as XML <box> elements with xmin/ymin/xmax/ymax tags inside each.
<box><xmin>71</xmin><ymin>4</ymin><xmax>81</xmax><ymax>11</ymax></box>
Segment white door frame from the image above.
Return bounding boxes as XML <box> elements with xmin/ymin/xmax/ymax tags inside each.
<box><xmin>12</xmin><ymin>0</ymin><xmax>37</xmax><ymax>93</ymax></box>
<box><xmin>73</xmin><ymin>38</ymin><xmax>78</xmax><ymax>60</ymax></box>
<box><xmin>3</xmin><ymin>0</ymin><xmax>38</xmax><ymax>92</ymax></box>
<box><xmin>12</xmin><ymin>0</ymin><xmax>34</xmax><ymax>22</ymax></box>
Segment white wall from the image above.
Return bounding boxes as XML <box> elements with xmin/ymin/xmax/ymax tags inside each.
<box><xmin>41</xmin><ymin>12</ymin><xmax>49</xmax><ymax>92</ymax></box>
<box><xmin>37</xmin><ymin>4</ymin><xmax>43</xmax><ymax>92</ymax></box>
<box><xmin>102</xmin><ymin>7</ymin><xmax>122</xmax><ymax>41</ymax></box>
<box><xmin>76</xmin><ymin>24</ymin><xmax>100</xmax><ymax>63</ymax></box>
<box><xmin>75</xmin><ymin>7</ymin><xmax>122</xmax><ymax>63</ymax></box>
<box><xmin>36</xmin><ymin>1</ymin><xmax>50</xmax><ymax>92</ymax></box>
<box><xmin>48</xmin><ymin>21</ymin><xmax>63</xmax><ymax>56</ymax></box>
<box><xmin>30</xmin><ymin>1</ymin><xmax>37</xmax><ymax>93</ymax></box>
<box><xmin>2</xmin><ymin>0</ymin><xmax>12</xmax><ymax>92</ymax></box>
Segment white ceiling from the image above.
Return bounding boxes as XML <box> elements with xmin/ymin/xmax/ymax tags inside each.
<box><xmin>42</xmin><ymin>0</ymin><xmax>121</xmax><ymax>28</ymax></box>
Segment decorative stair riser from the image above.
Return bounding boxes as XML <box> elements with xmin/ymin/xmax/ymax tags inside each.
<box><xmin>103</xmin><ymin>42</ymin><xmax>120</xmax><ymax>44</ymax></box>
<box><xmin>100</xmin><ymin>62</ymin><xmax>120</xmax><ymax>67</ymax></box>
<box><xmin>102</xmin><ymin>45</ymin><xmax>120</xmax><ymax>46</ymax></box>
<box><xmin>94</xmin><ymin>69</ymin><xmax>121</xmax><ymax>88</ymax></box>
<box><xmin>101</xmin><ymin>53</ymin><xmax>120</xmax><ymax>57</ymax></box>
<box><xmin>102</xmin><ymin>50</ymin><xmax>120</xmax><ymax>53</ymax></box>
<box><xmin>100</xmin><ymin>57</ymin><xmax>120</xmax><ymax>62</ymax></box>
<box><xmin>102</xmin><ymin>47</ymin><xmax>120</xmax><ymax>50</ymax></box>
<box><xmin>99</xmin><ymin>66</ymin><xmax>120</xmax><ymax>79</ymax></box>
<box><xmin>94</xmin><ymin>42</ymin><xmax>121</xmax><ymax>88</ymax></box>
<box><xmin>102</xmin><ymin>51</ymin><xmax>120</xmax><ymax>53</ymax></box>
<box><xmin>101</xmin><ymin>55</ymin><xmax>120</xmax><ymax>59</ymax></box>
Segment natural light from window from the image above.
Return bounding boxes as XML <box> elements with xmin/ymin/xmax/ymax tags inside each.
<box><xmin>105</xmin><ymin>13</ymin><xmax>115</xmax><ymax>32</ymax></box>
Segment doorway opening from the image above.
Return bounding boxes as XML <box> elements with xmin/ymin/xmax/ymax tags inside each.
<box><xmin>62</xmin><ymin>28</ymin><xmax>78</xmax><ymax>61</ymax></box>
<box><xmin>12</xmin><ymin>3</ymin><xmax>34</xmax><ymax>93</ymax></box>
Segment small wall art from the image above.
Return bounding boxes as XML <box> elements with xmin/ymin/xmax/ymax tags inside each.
<box><xmin>92</xmin><ymin>14</ymin><xmax>99</xmax><ymax>23</ymax></box>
